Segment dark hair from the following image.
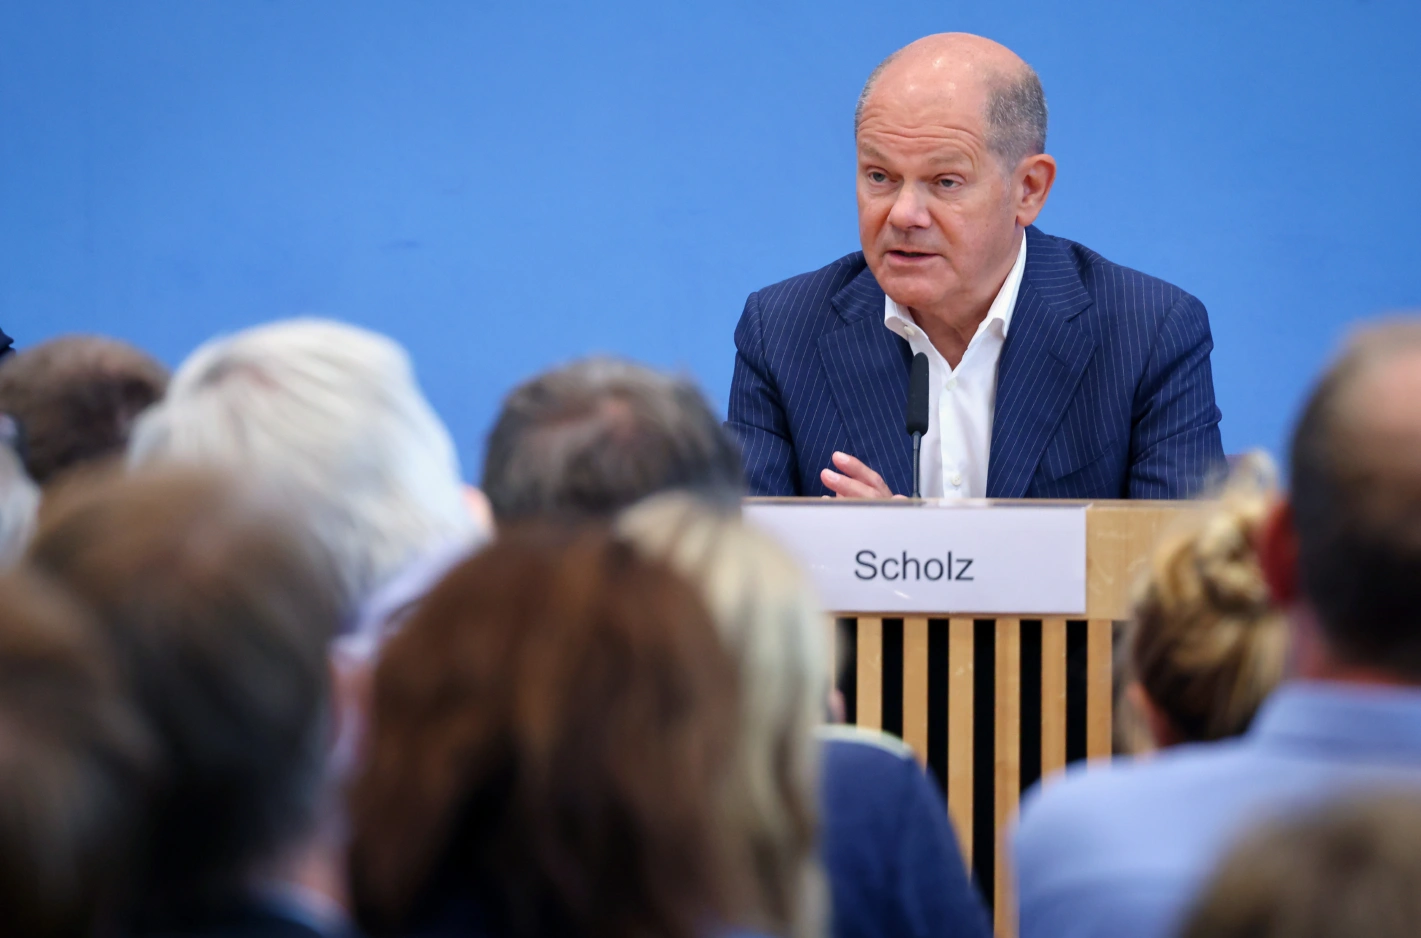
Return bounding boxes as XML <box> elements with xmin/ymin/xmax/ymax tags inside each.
<box><xmin>27</xmin><ymin>468</ymin><xmax>340</xmax><ymax>923</ymax></box>
<box><xmin>1288</xmin><ymin>320</ymin><xmax>1421</xmax><ymax>677</ymax></box>
<box><xmin>0</xmin><ymin>570</ymin><xmax>152</xmax><ymax>938</ymax></box>
<box><xmin>1180</xmin><ymin>793</ymin><xmax>1421</xmax><ymax>938</ymax></box>
<box><xmin>481</xmin><ymin>358</ymin><xmax>743</xmax><ymax>523</ymax></box>
<box><xmin>348</xmin><ymin>527</ymin><xmax>744</xmax><ymax>938</ymax></box>
<box><xmin>0</xmin><ymin>335</ymin><xmax>168</xmax><ymax>485</ymax></box>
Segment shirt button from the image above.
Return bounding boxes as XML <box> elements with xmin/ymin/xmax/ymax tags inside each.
<box><xmin>949</xmin><ymin>472</ymin><xmax>963</xmax><ymax>487</ymax></box>
<box><xmin>902</xmin><ymin>325</ymin><xmax>917</xmax><ymax>337</ymax></box>
<box><xmin>946</xmin><ymin>376</ymin><xmax>958</xmax><ymax>391</ymax></box>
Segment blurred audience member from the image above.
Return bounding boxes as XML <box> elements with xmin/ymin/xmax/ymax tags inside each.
<box><xmin>0</xmin><ymin>419</ymin><xmax>40</xmax><ymax>565</ymax></box>
<box><xmin>126</xmin><ymin>318</ymin><xmax>483</xmax><ymax>656</ymax></box>
<box><xmin>482</xmin><ymin>357</ymin><xmax>743</xmax><ymax>524</ymax></box>
<box><xmin>1014</xmin><ymin>319</ymin><xmax>1421</xmax><ymax>938</ymax></box>
<box><xmin>29</xmin><ymin>469</ymin><xmax>346</xmax><ymax>938</ymax></box>
<box><xmin>620</xmin><ymin>495</ymin><xmax>991</xmax><ymax>938</ymax></box>
<box><xmin>0</xmin><ymin>334</ymin><xmax>168</xmax><ymax>485</ymax></box>
<box><xmin>348</xmin><ymin>527</ymin><xmax>749</xmax><ymax>938</ymax></box>
<box><xmin>1119</xmin><ymin>453</ymin><xmax>1287</xmax><ymax>752</ymax></box>
<box><xmin>1180</xmin><ymin>793</ymin><xmax>1421</xmax><ymax>938</ymax></box>
<box><xmin>0</xmin><ymin>570</ymin><xmax>151</xmax><ymax>938</ymax></box>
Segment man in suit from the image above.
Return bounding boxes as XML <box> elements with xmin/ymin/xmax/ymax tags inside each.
<box><xmin>729</xmin><ymin>33</ymin><xmax>1224</xmax><ymax>499</ymax></box>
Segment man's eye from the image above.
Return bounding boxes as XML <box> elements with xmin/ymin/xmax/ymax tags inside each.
<box><xmin>938</xmin><ymin>178</ymin><xmax>960</xmax><ymax>189</ymax></box>
<box><xmin>868</xmin><ymin>171</ymin><xmax>888</xmax><ymax>184</ymax></box>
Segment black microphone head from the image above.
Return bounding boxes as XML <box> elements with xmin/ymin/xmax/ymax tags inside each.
<box><xmin>905</xmin><ymin>352</ymin><xmax>930</xmax><ymax>436</ymax></box>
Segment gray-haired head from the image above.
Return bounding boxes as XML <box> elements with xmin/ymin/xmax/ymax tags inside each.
<box><xmin>854</xmin><ymin>33</ymin><xmax>1048</xmax><ymax>169</ymax></box>
<box><xmin>127</xmin><ymin>318</ymin><xmax>481</xmax><ymax>614</ymax></box>
<box><xmin>481</xmin><ymin>357</ymin><xmax>744</xmax><ymax>524</ymax></box>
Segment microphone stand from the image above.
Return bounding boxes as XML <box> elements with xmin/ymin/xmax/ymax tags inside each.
<box><xmin>911</xmin><ymin>431</ymin><xmax>922</xmax><ymax>498</ymax></box>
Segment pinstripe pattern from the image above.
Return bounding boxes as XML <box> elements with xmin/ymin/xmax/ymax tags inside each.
<box><xmin>728</xmin><ymin>226</ymin><xmax>1224</xmax><ymax>499</ymax></box>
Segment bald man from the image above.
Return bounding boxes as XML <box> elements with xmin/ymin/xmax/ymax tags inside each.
<box><xmin>728</xmin><ymin>34</ymin><xmax>1224</xmax><ymax>500</ymax></box>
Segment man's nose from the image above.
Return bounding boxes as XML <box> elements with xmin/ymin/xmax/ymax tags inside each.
<box><xmin>887</xmin><ymin>184</ymin><xmax>932</xmax><ymax>230</ymax></box>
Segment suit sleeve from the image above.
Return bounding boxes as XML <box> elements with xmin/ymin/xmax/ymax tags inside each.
<box><xmin>1127</xmin><ymin>293</ymin><xmax>1226</xmax><ymax>499</ymax></box>
<box><xmin>727</xmin><ymin>291</ymin><xmax>801</xmax><ymax>496</ymax></box>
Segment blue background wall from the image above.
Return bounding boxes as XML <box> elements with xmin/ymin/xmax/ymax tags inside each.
<box><xmin>3</xmin><ymin>1</ymin><xmax>1419</xmax><ymax>480</ymax></box>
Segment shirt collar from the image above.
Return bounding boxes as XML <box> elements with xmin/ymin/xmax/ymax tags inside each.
<box><xmin>1249</xmin><ymin>681</ymin><xmax>1421</xmax><ymax>759</ymax></box>
<box><xmin>883</xmin><ymin>231</ymin><xmax>1028</xmax><ymax>340</ymax></box>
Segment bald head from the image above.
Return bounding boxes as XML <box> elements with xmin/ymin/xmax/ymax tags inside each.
<box><xmin>1289</xmin><ymin>319</ymin><xmax>1421</xmax><ymax>675</ymax></box>
<box><xmin>856</xmin><ymin>34</ymin><xmax>1047</xmax><ymax>168</ymax></box>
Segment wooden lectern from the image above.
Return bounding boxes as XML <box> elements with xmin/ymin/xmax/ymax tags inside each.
<box><xmin>746</xmin><ymin>498</ymin><xmax>1202</xmax><ymax>936</ymax></box>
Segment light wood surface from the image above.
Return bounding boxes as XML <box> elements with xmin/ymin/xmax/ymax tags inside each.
<box><xmin>1086</xmin><ymin>618</ymin><xmax>1114</xmax><ymax>760</ymax></box>
<box><xmin>1087</xmin><ymin>502</ymin><xmax>1204</xmax><ymax>619</ymax></box>
<box><xmin>855</xmin><ymin>616</ymin><xmax>883</xmax><ymax>731</ymax></box>
<box><xmin>902</xmin><ymin>616</ymin><xmax>929</xmax><ymax>764</ymax></box>
<box><xmin>1040</xmin><ymin>616</ymin><xmax>1067</xmax><ymax>782</ymax></box>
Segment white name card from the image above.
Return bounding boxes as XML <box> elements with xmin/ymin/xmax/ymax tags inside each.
<box><xmin>744</xmin><ymin>501</ymin><xmax>1087</xmax><ymax>615</ymax></box>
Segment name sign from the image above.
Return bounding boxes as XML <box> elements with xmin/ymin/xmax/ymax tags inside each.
<box><xmin>743</xmin><ymin>501</ymin><xmax>1087</xmax><ymax>615</ymax></box>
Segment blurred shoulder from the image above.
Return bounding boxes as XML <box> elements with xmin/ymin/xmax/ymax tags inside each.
<box><xmin>817</xmin><ymin>723</ymin><xmax>916</xmax><ymax>763</ymax></box>
<box><xmin>1016</xmin><ymin>739</ymin><xmax>1258</xmax><ymax>867</ymax></box>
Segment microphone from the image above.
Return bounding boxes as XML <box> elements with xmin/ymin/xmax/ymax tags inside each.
<box><xmin>905</xmin><ymin>352</ymin><xmax>929</xmax><ymax>498</ymax></box>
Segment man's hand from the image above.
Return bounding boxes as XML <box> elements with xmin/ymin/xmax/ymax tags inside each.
<box><xmin>820</xmin><ymin>451</ymin><xmax>904</xmax><ymax>499</ymax></box>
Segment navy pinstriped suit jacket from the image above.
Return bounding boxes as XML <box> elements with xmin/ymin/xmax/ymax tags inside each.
<box><xmin>728</xmin><ymin>226</ymin><xmax>1224</xmax><ymax>499</ymax></box>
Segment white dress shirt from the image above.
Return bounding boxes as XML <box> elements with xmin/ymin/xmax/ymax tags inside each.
<box><xmin>883</xmin><ymin>234</ymin><xmax>1027</xmax><ymax>499</ymax></box>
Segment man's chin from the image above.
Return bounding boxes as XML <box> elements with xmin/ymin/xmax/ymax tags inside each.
<box><xmin>870</xmin><ymin>266</ymin><xmax>951</xmax><ymax>311</ymax></box>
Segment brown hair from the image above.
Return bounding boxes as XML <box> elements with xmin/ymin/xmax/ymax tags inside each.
<box><xmin>1180</xmin><ymin>793</ymin><xmax>1421</xmax><ymax>938</ymax></box>
<box><xmin>0</xmin><ymin>570</ymin><xmax>151</xmax><ymax>938</ymax></box>
<box><xmin>348</xmin><ymin>526</ymin><xmax>743</xmax><ymax>938</ymax></box>
<box><xmin>1289</xmin><ymin>319</ymin><xmax>1421</xmax><ymax>677</ymax></box>
<box><xmin>26</xmin><ymin>468</ymin><xmax>339</xmax><ymax>922</ymax></box>
<box><xmin>1126</xmin><ymin>454</ymin><xmax>1287</xmax><ymax>745</ymax></box>
<box><xmin>0</xmin><ymin>335</ymin><xmax>168</xmax><ymax>485</ymax></box>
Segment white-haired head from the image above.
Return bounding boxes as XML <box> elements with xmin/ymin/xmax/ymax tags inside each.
<box><xmin>128</xmin><ymin>318</ymin><xmax>479</xmax><ymax>614</ymax></box>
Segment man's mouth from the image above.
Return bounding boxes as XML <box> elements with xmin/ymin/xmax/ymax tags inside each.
<box><xmin>887</xmin><ymin>250</ymin><xmax>934</xmax><ymax>260</ymax></box>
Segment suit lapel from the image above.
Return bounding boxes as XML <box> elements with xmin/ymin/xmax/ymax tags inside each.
<box><xmin>818</xmin><ymin>264</ymin><xmax>915</xmax><ymax>496</ymax></box>
<box><xmin>987</xmin><ymin>228</ymin><xmax>1097</xmax><ymax>497</ymax></box>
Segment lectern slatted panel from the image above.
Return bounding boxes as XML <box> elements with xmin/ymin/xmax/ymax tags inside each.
<box><xmin>946</xmin><ymin>617</ymin><xmax>975</xmax><ymax>868</ymax></box>
<box><xmin>1086</xmin><ymin>618</ymin><xmax>1114</xmax><ymax>760</ymax></box>
<box><xmin>902</xmin><ymin>617</ymin><xmax>929</xmax><ymax>765</ymax></box>
<box><xmin>993</xmin><ymin>619</ymin><xmax>1021</xmax><ymax>938</ymax></box>
<box><xmin>1040</xmin><ymin>617</ymin><xmax>1067</xmax><ymax>781</ymax></box>
<box><xmin>855</xmin><ymin>617</ymin><xmax>883</xmax><ymax>731</ymax></box>
<box><xmin>834</xmin><ymin>613</ymin><xmax>1118</xmax><ymax>935</ymax></box>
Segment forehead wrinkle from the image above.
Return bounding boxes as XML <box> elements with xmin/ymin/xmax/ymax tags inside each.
<box><xmin>857</xmin><ymin>120</ymin><xmax>987</xmax><ymax>162</ymax></box>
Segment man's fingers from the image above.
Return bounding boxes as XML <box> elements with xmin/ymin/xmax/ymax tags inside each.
<box><xmin>828</xmin><ymin>451</ymin><xmax>893</xmax><ymax>496</ymax></box>
<box><xmin>821</xmin><ymin>467</ymin><xmax>888</xmax><ymax>499</ymax></box>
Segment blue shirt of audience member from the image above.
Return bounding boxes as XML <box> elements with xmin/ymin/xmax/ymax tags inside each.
<box><xmin>818</xmin><ymin>726</ymin><xmax>992</xmax><ymax>938</ymax></box>
<box><xmin>1014</xmin><ymin>682</ymin><xmax>1421</xmax><ymax>938</ymax></box>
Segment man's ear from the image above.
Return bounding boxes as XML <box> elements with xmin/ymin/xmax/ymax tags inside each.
<box><xmin>1257</xmin><ymin>498</ymin><xmax>1301</xmax><ymax>607</ymax></box>
<box><xmin>1015</xmin><ymin>153</ymin><xmax>1057</xmax><ymax>227</ymax></box>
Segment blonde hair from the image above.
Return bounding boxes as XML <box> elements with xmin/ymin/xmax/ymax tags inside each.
<box><xmin>618</xmin><ymin>495</ymin><xmax>829</xmax><ymax>938</ymax></box>
<box><xmin>1126</xmin><ymin>452</ymin><xmax>1287</xmax><ymax>745</ymax></box>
